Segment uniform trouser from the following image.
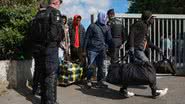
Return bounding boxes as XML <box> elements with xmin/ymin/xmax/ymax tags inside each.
<box><xmin>110</xmin><ymin>38</ymin><xmax>122</xmax><ymax>64</ymax></box>
<box><xmin>32</xmin><ymin>58</ymin><xmax>42</xmax><ymax>94</ymax></box>
<box><xmin>124</xmin><ymin>49</ymin><xmax>157</xmax><ymax>95</ymax></box>
<box><xmin>34</xmin><ymin>47</ymin><xmax>58</xmax><ymax>104</ymax></box>
<box><xmin>110</xmin><ymin>47</ymin><xmax>120</xmax><ymax>64</ymax></box>
<box><xmin>86</xmin><ymin>50</ymin><xmax>105</xmax><ymax>82</ymax></box>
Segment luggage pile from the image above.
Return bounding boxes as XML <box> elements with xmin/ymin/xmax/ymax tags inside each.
<box><xmin>58</xmin><ymin>61</ymin><xmax>83</xmax><ymax>86</ymax></box>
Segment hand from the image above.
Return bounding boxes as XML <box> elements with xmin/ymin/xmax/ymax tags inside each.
<box><xmin>82</xmin><ymin>49</ymin><xmax>86</xmax><ymax>57</ymax></box>
<box><xmin>158</xmin><ymin>49</ymin><xmax>163</xmax><ymax>55</ymax></box>
<box><xmin>128</xmin><ymin>47</ymin><xmax>134</xmax><ymax>56</ymax></box>
<box><xmin>128</xmin><ymin>47</ymin><xmax>135</xmax><ymax>62</ymax></box>
<box><xmin>120</xmin><ymin>44</ymin><xmax>124</xmax><ymax>49</ymax></box>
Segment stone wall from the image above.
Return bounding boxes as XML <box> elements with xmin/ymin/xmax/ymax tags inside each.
<box><xmin>0</xmin><ymin>59</ymin><xmax>34</xmax><ymax>89</ymax></box>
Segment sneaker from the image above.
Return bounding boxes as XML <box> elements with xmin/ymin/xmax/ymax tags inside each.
<box><xmin>153</xmin><ymin>88</ymin><xmax>168</xmax><ymax>99</ymax></box>
<box><xmin>96</xmin><ymin>81</ymin><xmax>108</xmax><ymax>88</ymax></box>
<box><xmin>84</xmin><ymin>80</ymin><xmax>92</xmax><ymax>89</ymax></box>
<box><xmin>119</xmin><ymin>90</ymin><xmax>135</xmax><ymax>98</ymax></box>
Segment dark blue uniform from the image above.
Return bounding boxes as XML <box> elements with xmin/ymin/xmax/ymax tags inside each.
<box><xmin>32</xmin><ymin>6</ymin><xmax>64</xmax><ymax>104</ymax></box>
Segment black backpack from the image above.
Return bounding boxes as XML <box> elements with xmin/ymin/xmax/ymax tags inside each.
<box><xmin>31</xmin><ymin>9</ymin><xmax>51</xmax><ymax>44</ymax></box>
<box><xmin>25</xmin><ymin>9</ymin><xmax>52</xmax><ymax>55</ymax></box>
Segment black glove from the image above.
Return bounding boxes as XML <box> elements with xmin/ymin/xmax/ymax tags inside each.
<box><xmin>158</xmin><ymin>48</ymin><xmax>164</xmax><ymax>55</ymax></box>
<box><xmin>82</xmin><ymin>49</ymin><xmax>86</xmax><ymax>57</ymax></box>
<box><xmin>128</xmin><ymin>47</ymin><xmax>135</xmax><ymax>62</ymax></box>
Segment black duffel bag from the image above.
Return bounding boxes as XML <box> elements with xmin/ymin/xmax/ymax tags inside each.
<box><xmin>153</xmin><ymin>56</ymin><xmax>176</xmax><ymax>75</ymax></box>
<box><xmin>106</xmin><ymin>63</ymin><xmax>122</xmax><ymax>85</ymax></box>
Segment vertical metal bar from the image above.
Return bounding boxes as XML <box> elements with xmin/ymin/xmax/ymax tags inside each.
<box><xmin>149</xmin><ymin>26</ymin><xmax>152</xmax><ymax>61</ymax></box>
<box><xmin>162</xmin><ymin>19</ymin><xmax>165</xmax><ymax>55</ymax></box>
<box><xmin>153</xmin><ymin>19</ymin><xmax>156</xmax><ymax>61</ymax></box>
<box><xmin>128</xmin><ymin>19</ymin><xmax>130</xmax><ymax>35</ymax></box>
<box><xmin>179</xmin><ymin>20</ymin><xmax>182</xmax><ymax>67</ymax></box>
<box><xmin>183</xmin><ymin>19</ymin><xmax>185</xmax><ymax>70</ymax></box>
<box><xmin>91</xmin><ymin>14</ymin><xmax>94</xmax><ymax>24</ymax></box>
<box><xmin>175</xmin><ymin>20</ymin><xmax>177</xmax><ymax>64</ymax></box>
<box><xmin>166</xmin><ymin>19</ymin><xmax>169</xmax><ymax>59</ymax></box>
<box><xmin>158</xmin><ymin>19</ymin><xmax>161</xmax><ymax>60</ymax></box>
<box><xmin>132</xmin><ymin>19</ymin><xmax>134</xmax><ymax>24</ymax></box>
<box><xmin>122</xmin><ymin>18</ymin><xmax>126</xmax><ymax>56</ymax></box>
<box><xmin>170</xmin><ymin>19</ymin><xmax>173</xmax><ymax>62</ymax></box>
<box><xmin>127</xmin><ymin>18</ymin><xmax>130</xmax><ymax>62</ymax></box>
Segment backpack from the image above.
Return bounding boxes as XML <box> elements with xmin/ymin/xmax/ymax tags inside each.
<box><xmin>24</xmin><ymin>9</ymin><xmax>52</xmax><ymax>56</ymax></box>
<box><xmin>31</xmin><ymin>9</ymin><xmax>51</xmax><ymax>44</ymax></box>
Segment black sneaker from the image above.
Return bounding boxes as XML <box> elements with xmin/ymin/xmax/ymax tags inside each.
<box><xmin>96</xmin><ymin>81</ymin><xmax>108</xmax><ymax>88</ymax></box>
<box><xmin>152</xmin><ymin>88</ymin><xmax>168</xmax><ymax>99</ymax></box>
<box><xmin>119</xmin><ymin>88</ymin><xmax>135</xmax><ymax>98</ymax></box>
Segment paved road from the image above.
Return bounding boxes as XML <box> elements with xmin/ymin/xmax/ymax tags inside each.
<box><xmin>0</xmin><ymin>75</ymin><xmax>185</xmax><ymax>104</ymax></box>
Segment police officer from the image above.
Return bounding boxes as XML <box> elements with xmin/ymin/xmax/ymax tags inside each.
<box><xmin>32</xmin><ymin>0</ymin><xmax>64</xmax><ymax>104</ymax></box>
<box><xmin>107</xmin><ymin>9</ymin><xmax>127</xmax><ymax>64</ymax></box>
<box><xmin>32</xmin><ymin>2</ymin><xmax>48</xmax><ymax>96</ymax></box>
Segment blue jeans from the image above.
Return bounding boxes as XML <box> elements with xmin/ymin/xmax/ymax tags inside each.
<box><xmin>135</xmin><ymin>49</ymin><xmax>149</xmax><ymax>62</ymax></box>
<box><xmin>86</xmin><ymin>50</ymin><xmax>105</xmax><ymax>81</ymax></box>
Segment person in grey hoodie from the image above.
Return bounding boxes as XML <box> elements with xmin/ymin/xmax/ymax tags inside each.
<box><xmin>83</xmin><ymin>11</ymin><xmax>112</xmax><ymax>88</ymax></box>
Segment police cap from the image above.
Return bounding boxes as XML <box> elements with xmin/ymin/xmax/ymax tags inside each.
<box><xmin>107</xmin><ymin>9</ymin><xmax>115</xmax><ymax>15</ymax></box>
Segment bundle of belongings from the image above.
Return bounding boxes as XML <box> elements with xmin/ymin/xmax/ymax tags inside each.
<box><xmin>58</xmin><ymin>61</ymin><xmax>83</xmax><ymax>86</ymax></box>
<box><xmin>106</xmin><ymin>61</ymin><xmax>156</xmax><ymax>86</ymax></box>
<box><xmin>153</xmin><ymin>55</ymin><xmax>176</xmax><ymax>75</ymax></box>
<box><xmin>106</xmin><ymin>54</ymin><xmax>168</xmax><ymax>98</ymax></box>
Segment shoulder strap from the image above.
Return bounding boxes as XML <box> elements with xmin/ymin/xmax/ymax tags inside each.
<box><xmin>95</xmin><ymin>23</ymin><xmax>107</xmax><ymax>35</ymax></box>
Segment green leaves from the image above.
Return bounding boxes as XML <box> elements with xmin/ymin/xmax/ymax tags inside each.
<box><xmin>0</xmin><ymin>2</ymin><xmax>38</xmax><ymax>60</ymax></box>
<box><xmin>128</xmin><ymin>0</ymin><xmax>185</xmax><ymax>14</ymax></box>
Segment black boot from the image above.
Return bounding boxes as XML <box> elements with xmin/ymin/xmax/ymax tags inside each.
<box><xmin>41</xmin><ymin>72</ymin><xmax>57</xmax><ymax>104</ymax></box>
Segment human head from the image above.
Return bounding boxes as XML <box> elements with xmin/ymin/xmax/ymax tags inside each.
<box><xmin>107</xmin><ymin>9</ymin><xmax>115</xmax><ymax>20</ymax></box>
<box><xmin>73</xmin><ymin>15</ymin><xmax>82</xmax><ymax>26</ymax></box>
<box><xmin>49</xmin><ymin>0</ymin><xmax>62</xmax><ymax>9</ymax></box>
<box><xmin>39</xmin><ymin>2</ymin><xmax>48</xmax><ymax>11</ymax></box>
<box><xmin>61</xmin><ymin>15</ymin><xmax>67</xmax><ymax>24</ymax></box>
<box><xmin>97</xmin><ymin>11</ymin><xmax>107</xmax><ymax>25</ymax></box>
<box><xmin>141</xmin><ymin>11</ymin><xmax>155</xmax><ymax>25</ymax></box>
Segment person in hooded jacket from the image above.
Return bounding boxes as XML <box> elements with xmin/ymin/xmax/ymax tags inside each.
<box><xmin>122</xmin><ymin>11</ymin><xmax>168</xmax><ymax>98</ymax></box>
<box><xmin>83</xmin><ymin>11</ymin><xmax>112</xmax><ymax>88</ymax></box>
<box><xmin>69</xmin><ymin>15</ymin><xmax>85</xmax><ymax>64</ymax></box>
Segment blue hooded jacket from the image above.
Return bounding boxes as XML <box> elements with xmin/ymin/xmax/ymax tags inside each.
<box><xmin>97</xmin><ymin>11</ymin><xmax>107</xmax><ymax>25</ymax></box>
<box><xmin>83</xmin><ymin>12</ymin><xmax>112</xmax><ymax>52</ymax></box>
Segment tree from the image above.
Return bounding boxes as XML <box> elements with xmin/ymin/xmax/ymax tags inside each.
<box><xmin>0</xmin><ymin>0</ymin><xmax>48</xmax><ymax>60</ymax></box>
<box><xmin>128</xmin><ymin>0</ymin><xmax>185</xmax><ymax>14</ymax></box>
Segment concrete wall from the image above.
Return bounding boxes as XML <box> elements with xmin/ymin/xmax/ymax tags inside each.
<box><xmin>0</xmin><ymin>59</ymin><xmax>34</xmax><ymax>89</ymax></box>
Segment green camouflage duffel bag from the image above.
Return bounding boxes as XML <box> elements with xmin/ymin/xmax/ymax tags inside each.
<box><xmin>58</xmin><ymin>61</ymin><xmax>83</xmax><ymax>86</ymax></box>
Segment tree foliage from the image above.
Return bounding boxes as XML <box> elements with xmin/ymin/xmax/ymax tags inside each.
<box><xmin>128</xmin><ymin>0</ymin><xmax>185</xmax><ymax>14</ymax></box>
<box><xmin>0</xmin><ymin>0</ymin><xmax>48</xmax><ymax>60</ymax></box>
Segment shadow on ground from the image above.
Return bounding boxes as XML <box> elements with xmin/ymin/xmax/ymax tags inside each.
<box><xmin>14</xmin><ymin>86</ymin><xmax>40</xmax><ymax>104</ymax></box>
<box><xmin>75</xmin><ymin>82</ymin><xmax>153</xmax><ymax>100</ymax></box>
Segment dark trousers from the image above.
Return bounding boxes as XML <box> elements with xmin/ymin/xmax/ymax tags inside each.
<box><xmin>34</xmin><ymin>47</ymin><xmax>58</xmax><ymax>104</ymax></box>
<box><xmin>110</xmin><ymin>38</ymin><xmax>122</xmax><ymax>64</ymax></box>
<box><xmin>32</xmin><ymin>58</ymin><xmax>42</xmax><ymax>95</ymax></box>
<box><xmin>110</xmin><ymin>47</ymin><xmax>120</xmax><ymax>64</ymax></box>
<box><xmin>124</xmin><ymin>49</ymin><xmax>157</xmax><ymax>95</ymax></box>
<box><xmin>86</xmin><ymin>50</ymin><xmax>104</xmax><ymax>81</ymax></box>
<box><xmin>71</xmin><ymin>46</ymin><xmax>84</xmax><ymax>64</ymax></box>
<box><xmin>71</xmin><ymin>46</ymin><xmax>87</xmax><ymax>79</ymax></box>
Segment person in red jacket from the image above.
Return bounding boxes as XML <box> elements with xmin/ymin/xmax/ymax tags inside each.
<box><xmin>69</xmin><ymin>15</ymin><xmax>86</xmax><ymax>64</ymax></box>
